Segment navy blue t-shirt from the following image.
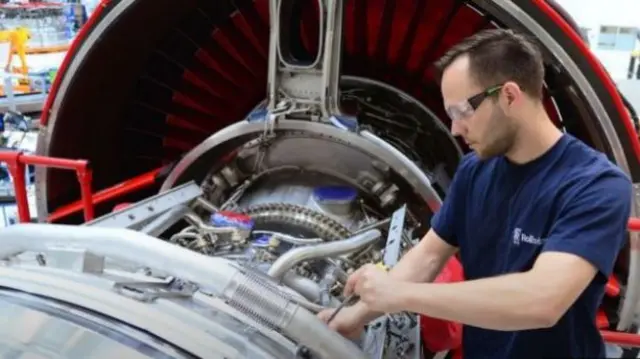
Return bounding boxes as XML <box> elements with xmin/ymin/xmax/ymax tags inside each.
<box><xmin>431</xmin><ymin>134</ymin><xmax>632</xmax><ymax>359</ymax></box>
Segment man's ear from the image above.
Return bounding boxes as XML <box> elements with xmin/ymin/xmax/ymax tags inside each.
<box><xmin>502</xmin><ymin>81</ymin><xmax>523</xmax><ymax>107</ymax></box>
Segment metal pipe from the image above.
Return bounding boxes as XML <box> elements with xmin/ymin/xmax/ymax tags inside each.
<box><xmin>0</xmin><ymin>224</ymin><xmax>240</xmax><ymax>288</ymax></box>
<box><xmin>282</xmin><ymin>272</ymin><xmax>324</xmax><ymax>303</ymax></box>
<box><xmin>0</xmin><ymin>223</ymin><xmax>367</xmax><ymax>359</ymax></box>
<box><xmin>268</xmin><ymin>229</ymin><xmax>382</xmax><ymax>278</ymax></box>
<box><xmin>281</xmin><ymin>272</ymin><xmax>341</xmax><ymax>309</ymax></box>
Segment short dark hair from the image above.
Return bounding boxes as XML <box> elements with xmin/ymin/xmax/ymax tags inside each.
<box><xmin>434</xmin><ymin>29</ymin><xmax>545</xmax><ymax>99</ymax></box>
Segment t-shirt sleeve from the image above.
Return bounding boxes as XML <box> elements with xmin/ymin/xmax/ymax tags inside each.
<box><xmin>430</xmin><ymin>155</ymin><xmax>473</xmax><ymax>247</ymax></box>
<box><xmin>542</xmin><ymin>171</ymin><xmax>632</xmax><ymax>278</ymax></box>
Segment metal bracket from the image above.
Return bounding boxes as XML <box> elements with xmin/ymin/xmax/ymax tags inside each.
<box><xmin>82</xmin><ymin>181</ymin><xmax>202</xmax><ymax>230</ymax></box>
<box><xmin>362</xmin><ymin>204</ymin><xmax>422</xmax><ymax>359</ymax></box>
<box><xmin>364</xmin><ymin>205</ymin><xmax>422</xmax><ymax>359</ymax></box>
<box><xmin>266</xmin><ymin>0</ymin><xmax>345</xmax><ymax>120</ymax></box>
<box><xmin>113</xmin><ymin>277</ymin><xmax>196</xmax><ymax>303</ymax></box>
<box><xmin>383</xmin><ymin>206</ymin><xmax>406</xmax><ymax>265</ymax></box>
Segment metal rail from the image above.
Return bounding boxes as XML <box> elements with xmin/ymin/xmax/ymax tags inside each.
<box><xmin>1</xmin><ymin>72</ymin><xmax>50</xmax><ymax>113</ymax></box>
<box><xmin>0</xmin><ymin>151</ymin><xmax>93</xmax><ymax>222</ymax></box>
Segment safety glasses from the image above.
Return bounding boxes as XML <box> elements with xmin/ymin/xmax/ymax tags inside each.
<box><xmin>445</xmin><ymin>85</ymin><xmax>503</xmax><ymax>122</ymax></box>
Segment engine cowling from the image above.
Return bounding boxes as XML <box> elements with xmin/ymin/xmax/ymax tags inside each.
<box><xmin>28</xmin><ymin>0</ymin><xmax>640</xmax><ymax>356</ymax></box>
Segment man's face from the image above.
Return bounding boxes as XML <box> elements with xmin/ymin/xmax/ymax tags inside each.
<box><xmin>440</xmin><ymin>56</ymin><xmax>517</xmax><ymax>160</ymax></box>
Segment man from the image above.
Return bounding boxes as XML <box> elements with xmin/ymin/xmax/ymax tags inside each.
<box><xmin>318</xmin><ymin>29</ymin><xmax>632</xmax><ymax>358</ymax></box>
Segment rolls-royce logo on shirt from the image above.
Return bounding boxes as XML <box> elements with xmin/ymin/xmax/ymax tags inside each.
<box><xmin>513</xmin><ymin>227</ymin><xmax>544</xmax><ymax>246</ymax></box>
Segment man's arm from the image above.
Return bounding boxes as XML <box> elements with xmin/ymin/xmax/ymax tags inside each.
<box><xmin>390</xmin><ymin>228</ymin><xmax>459</xmax><ymax>283</ymax></box>
<box><xmin>348</xmin><ymin>155</ymin><xmax>474</xmax><ymax>324</ymax></box>
<box><xmin>344</xmin><ymin>154</ymin><xmax>473</xmax><ymax>325</ymax></box>
<box><xmin>396</xmin><ymin>172</ymin><xmax>631</xmax><ymax>331</ymax></box>
<box><xmin>397</xmin><ymin>252</ymin><xmax>597</xmax><ymax>331</ymax></box>
<box><xmin>351</xmin><ymin>229</ymin><xmax>458</xmax><ymax>323</ymax></box>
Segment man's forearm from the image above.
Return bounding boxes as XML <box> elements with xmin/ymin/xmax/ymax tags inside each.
<box><xmin>399</xmin><ymin>271</ymin><xmax>556</xmax><ymax>331</ymax></box>
<box><xmin>388</xmin><ymin>242</ymin><xmax>450</xmax><ymax>283</ymax></box>
<box><xmin>354</xmin><ymin>239</ymin><xmax>452</xmax><ymax>323</ymax></box>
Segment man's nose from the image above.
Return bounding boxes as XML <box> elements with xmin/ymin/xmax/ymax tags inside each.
<box><xmin>450</xmin><ymin>120</ymin><xmax>465</xmax><ymax>136</ymax></box>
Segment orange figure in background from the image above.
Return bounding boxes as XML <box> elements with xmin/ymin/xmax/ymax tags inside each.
<box><xmin>0</xmin><ymin>26</ymin><xmax>30</xmax><ymax>75</ymax></box>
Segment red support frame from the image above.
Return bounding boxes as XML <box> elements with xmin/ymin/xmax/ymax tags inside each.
<box><xmin>0</xmin><ymin>151</ymin><xmax>94</xmax><ymax>222</ymax></box>
<box><xmin>47</xmin><ymin>166</ymin><xmax>164</xmax><ymax>222</ymax></box>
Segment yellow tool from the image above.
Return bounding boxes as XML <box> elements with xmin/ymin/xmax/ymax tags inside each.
<box><xmin>326</xmin><ymin>262</ymin><xmax>390</xmax><ymax>324</ymax></box>
<box><xmin>375</xmin><ymin>262</ymin><xmax>390</xmax><ymax>271</ymax></box>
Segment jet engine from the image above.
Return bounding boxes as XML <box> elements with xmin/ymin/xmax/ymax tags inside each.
<box><xmin>5</xmin><ymin>0</ymin><xmax>639</xmax><ymax>357</ymax></box>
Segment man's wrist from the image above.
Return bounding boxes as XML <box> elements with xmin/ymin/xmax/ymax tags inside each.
<box><xmin>353</xmin><ymin>301</ymin><xmax>381</xmax><ymax>324</ymax></box>
<box><xmin>394</xmin><ymin>281</ymin><xmax>421</xmax><ymax>313</ymax></box>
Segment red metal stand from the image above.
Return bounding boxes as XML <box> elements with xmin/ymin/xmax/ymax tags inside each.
<box><xmin>0</xmin><ymin>151</ymin><xmax>94</xmax><ymax>222</ymax></box>
<box><xmin>47</xmin><ymin>166</ymin><xmax>163</xmax><ymax>222</ymax></box>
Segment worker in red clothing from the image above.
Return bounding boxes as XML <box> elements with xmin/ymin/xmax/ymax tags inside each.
<box><xmin>318</xmin><ymin>29</ymin><xmax>632</xmax><ymax>359</ymax></box>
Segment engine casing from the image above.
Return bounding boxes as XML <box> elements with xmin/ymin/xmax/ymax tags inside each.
<box><xmin>16</xmin><ymin>0</ymin><xmax>640</xmax><ymax>357</ymax></box>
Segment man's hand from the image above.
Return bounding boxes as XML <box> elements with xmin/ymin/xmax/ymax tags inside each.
<box><xmin>318</xmin><ymin>228</ymin><xmax>456</xmax><ymax>338</ymax></box>
<box><xmin>344</xmin><ymin>263</ymin><xmax>407</xmax><ymax>313</ymax></box>
<box><xmin>317</xmin><ymin>306</ymin><xmax>366</xmax><ymax>340</ymax></box>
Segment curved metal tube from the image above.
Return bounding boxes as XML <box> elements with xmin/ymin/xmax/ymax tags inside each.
<box><xmin>253</xmin><ymin>231</ymin><xmax>324</xmax><ymax>245</ymax></box>
<box><xmin>160</xmin><ymin>119</ymin><xmax>443</xmax><ymax>213</ymax></box>
<box><xmin>281</xmin><ymin>272</ymin><xmax>341</xmax><ymax>308</ymax></box>
<box><xmin>282</xmin><ymin>272</ymin><xmax>324</xmax><ymax>303</ymax></box>
<box><xmin>268</xmin><ymin>229</ymin><xmax>382</xmax><ymax>279</ymax></box>
<box><xmin>184</xmin><ymin>211</ymin><xmax>240</xmax><ymax>235</ymax></box>
<box><xmin>0</xmin><ymin>224</ymin><xmax>367</xmax><ymax>359</ymax></box>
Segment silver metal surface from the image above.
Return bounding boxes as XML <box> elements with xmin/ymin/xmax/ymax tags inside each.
<box><xmin>362</xmin><ymin>205</ymin><xmax>421</xmax><ymax>359</ymax></box>
<box><xmin>0</xmin><ymin>223</ymin><xmax>369</xmax><ymax>359</ymax></box>
<box><xmin>267</xmin><ymin>0</ymin><xmax>344</xmax><ymax>119</ymax></box>
<box><xmin>268</xmin><ymin>229</ymin><xmax>382</xmax><ymax>278</ymax></box>
<box><xmin>159</xmin><ymin>107</ymin><xmax>445</xmax><ymax>316</ymax></box>
<box><xmin>382</xmin><ymin>205</ymin><xmax>406</xmax><ymax>265</ymax></box>
<box><xmin>161</xmin><ymin>119</ymin><xmax>443</xmax><ymax>214</ymax></box>
<box><xmin>0</xmin><ymin>92</ymin><xmax>47</xmax><ymax>114</ymax></box>
<box><xmin>0</xmin><ymin>290</ymin><xmax>184</xmax><ymax>359</ymax></box>
<box><xmin>0</xmin><ymin>265</ymin><xmax>238</xmax><ymax>358</ymax></box>
<box><xmin>0</xmin><ymin>224</ymin><xmax>241</xmax><ymax>290</ymax></box>
<box><xmin>235</xmin><ymin>179</ymin><xmax>363</xmax><ymax>231</ymax></box>
<box><xmin>139</xmin><ymin>204</ymin><xmax>190</xmax><ymax>236</ymax></box>
<box><xmin>239</xmin><ymin>202</ymin><xmax>352</xmax><ymax>241</ymax></box>
<box><xmin>83</xmin><ymin>181</ymin><xmax>202</xmax><ymax>229</ymax></box>
<box><xmin>1</xmin><ymin>72</ymin><xmax>50</xmax><ymax>113</ymax></box>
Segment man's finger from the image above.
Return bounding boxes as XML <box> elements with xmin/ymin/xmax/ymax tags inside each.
<box><xmin>317</xmin><ymin>309</ymin><xmax>334</xmax><ymax>322</ymax></box>
<box><xmin>328</xmin><ymin>320</ymin><xmax>341</xmax><ymax>331</ymax></box>
<box><xmin>343</xmin><ymin>267</ymin><xmax>365</xmax><ymax>296</ymax></box>
<box><xmin>354</xmin><ymin>271</ymin><xmax>367</xmax><ymax>296</ymax></box>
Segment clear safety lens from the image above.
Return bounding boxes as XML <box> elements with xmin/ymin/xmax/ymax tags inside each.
<box><xmin>445</xmin><ymin>100</ymin><xmax>474</xmax><ymax>121</ymax></box>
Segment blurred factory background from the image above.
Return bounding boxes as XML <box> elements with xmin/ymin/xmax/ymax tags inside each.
<box><xmin>557</xmin><ymin>0</ymin><xmax>640</xmax><ymax>110</ymax></box>
<box><xmin>1</xmin><ymin>0</ymin><xmax>85</xmax><ymax>225</ymax></box>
